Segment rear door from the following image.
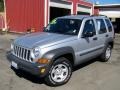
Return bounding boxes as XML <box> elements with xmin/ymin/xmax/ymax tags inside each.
<box><xmin>95</xmin><ymin>18</ymin><xmax>108</xmax><ymax>52</ymax></box>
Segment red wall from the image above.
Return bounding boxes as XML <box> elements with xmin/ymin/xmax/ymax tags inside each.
<box><xmin>94</xmin><ymin>8</ymin><xmax>99</xmax><ymax>15</ymax></box>
<box><xmin>5</xmin><ymin>0</ymin><xmax>45</xmax><ymax>33</ymax></box>
<box><xmin>5</xmin><ymin>0</ymin><xmax>93</xmax><ymax>33</ymax></box>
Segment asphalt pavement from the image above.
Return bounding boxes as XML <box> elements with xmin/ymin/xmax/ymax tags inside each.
<box><xmin>0</xmin><ymin>34</ymin><xmax>120</xmax><ymax>90</ymax></box>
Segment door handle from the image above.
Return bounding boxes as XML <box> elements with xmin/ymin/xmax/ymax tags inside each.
<box><xmin>105</xmin><ymin>34</ymin><xmax>109</xmax><ymax>37</ymax></box>
<box><xmin>93</xmin><ymin>37</ymin><xmax>98</xmax><ymax>40</ymax></box>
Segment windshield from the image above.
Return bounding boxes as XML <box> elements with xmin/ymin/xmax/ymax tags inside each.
<box><xmin>44</xmin><ymin>18</ymin><xmax>82</xmax><ymax>35</ymax></box>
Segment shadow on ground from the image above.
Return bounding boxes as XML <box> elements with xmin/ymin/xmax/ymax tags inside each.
<box><xmin>7</xmin><ymin>50</ymin><xmax>100</xmax><ymax>86</ymax></box>
<box><xmin>73</xmin><ymin>58</ymin><xmax>98</xmax><ymax>71</ymax></box>
<box><xmin>11</xmin><ymin>59</ymin><xmax>99</xmax><ymax>85</ymax></box>
<box><xmin>6</xmin><ymin>51</ymin><xmax>45</xmax><ymax>85</ymax></box>
<box><xmin>11</xmin><ymin>66</ymin><xmax>44</xmax><ymax>84</ymax></box>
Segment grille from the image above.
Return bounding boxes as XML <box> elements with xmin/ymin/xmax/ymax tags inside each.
<box><xmin>13</xmin><ymin>45</ymin><xmax>32</xmax><ymax>62</ymax></box>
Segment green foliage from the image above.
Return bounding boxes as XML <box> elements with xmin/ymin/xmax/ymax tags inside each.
<box><xmin>0</xmin><ymin>0</ymin><xmax>4</xmax><ymax>12</ymax></box>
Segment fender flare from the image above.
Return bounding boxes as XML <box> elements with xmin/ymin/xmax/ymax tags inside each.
<box><xmin>105</xmin><ymin>37</ymin><xmax>114</xmax><ymax>48</ymax></box>
<box><xmin>42</xmin><ymin>47</ymin><xmax>75</xmax><ymax>62</ymax></box>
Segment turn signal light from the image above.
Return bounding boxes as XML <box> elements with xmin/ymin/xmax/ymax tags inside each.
<box><xmin>37</xmin><ymin>58</ymin><xmax>49</xmax><ymax>64</ymax></box>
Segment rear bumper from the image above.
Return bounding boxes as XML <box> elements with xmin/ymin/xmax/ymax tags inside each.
<box><xmin>7</xmin><ymin>53</ymin><xmax>49</xmax><ymax>77</ymax></box>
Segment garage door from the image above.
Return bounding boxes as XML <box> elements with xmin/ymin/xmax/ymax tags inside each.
<box><xmin>99</xmin><ymin>8</ymin><xmax>120</xmax><ymax>18</ymax></box>
<box><xmin>99</xmin><ymin>11</ymin><xmax>120</xmax><ymax>18</ymax></box>
<box><xmin>49</xmin><ymin>0</ymin><xmax>72</xmax><ymax>21</ymax></box>
<box><xmin>77</xmin><ymin>5</ymin><xmax>91</xmax><ymax>15</ymax></box>
<box><xmin>50</xmin><ymin>0</ymin><xmax>72</xmax><ymax>9</ymax></box>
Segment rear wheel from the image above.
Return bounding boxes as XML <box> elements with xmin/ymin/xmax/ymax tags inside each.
<box><xmin>45</xmin><ymin>57</ymin><xmax>72</xmax><ymax>86</ymax></box>
<box><xmin>100</xmin><ymin>45</ymin><xmax>112</xmax><ymax>62</ymax></box>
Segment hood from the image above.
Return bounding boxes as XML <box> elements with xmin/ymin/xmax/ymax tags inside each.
<box><xmin>14</xmin><ymin>32</ymin><xmax>73</xmax><ymax>48</ymax></box>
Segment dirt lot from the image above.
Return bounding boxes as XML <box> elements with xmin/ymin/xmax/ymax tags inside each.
<box><xmin>0</xmin><ymin>34</ymin><xmax>120</xmax><ymax>90</ymax></box>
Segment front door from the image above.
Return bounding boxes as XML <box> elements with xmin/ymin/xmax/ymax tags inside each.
<box><xmin>76</xmin><ymin>19</ymin><xmax>100</xmax><ymax>64</ymax></box>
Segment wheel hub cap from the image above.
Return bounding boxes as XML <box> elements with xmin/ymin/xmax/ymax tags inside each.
<box><xmin>106</xmin><ymin>47</ymin><xmax>111</xmax><ymax>59</ymax></box>
<box><xmin>51</xmin><ymin>64</ymin><xmax>69</xmax><ymax>83</ymax></box>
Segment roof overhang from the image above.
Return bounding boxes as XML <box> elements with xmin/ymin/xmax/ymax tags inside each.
<box><xmin>99</xmin><ymin>11</ymin><xmax>120</xmax><ymax>18</ymax></box>
<box><xmin>95</xmin><ymin>4</ymin><xmax>120</xmax><ymax>8</ymax></box>
<box><xmin>95</xmin><ymin>4</ymin><xmax>120</xmax><ymax>18</ymax></box>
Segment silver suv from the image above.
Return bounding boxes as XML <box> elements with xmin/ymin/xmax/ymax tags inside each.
<box><xmin>8</xmin><ymin>15</ymin><xmax>114</xmax><ymax>86</ymax></box>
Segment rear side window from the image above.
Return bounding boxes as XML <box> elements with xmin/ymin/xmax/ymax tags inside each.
<box><xmin>105</xmin><ymin>19</ymin><xmax>112</xmax><ymax>32</ymax></box>
<box><xmin>96</xmin><ymin>19</ymin><xmax>107</xmax><ymax>34</ymax></box>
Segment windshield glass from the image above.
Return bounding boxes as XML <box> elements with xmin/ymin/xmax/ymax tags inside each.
<box><xmin>44</xmin><ymin>18</ymin><xmax>82</xmax><ymax>35</ymax></box>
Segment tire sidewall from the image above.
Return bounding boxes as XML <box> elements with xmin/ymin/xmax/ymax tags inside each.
<box><xmin>46</xmin><ymin>57</ymin><xmax>72</xmax><ymax>86</ymax></box>
<box><xmin>103</xmin><ymin>45</ymin><xmax>112</xmax><ymax>61</ymax></box>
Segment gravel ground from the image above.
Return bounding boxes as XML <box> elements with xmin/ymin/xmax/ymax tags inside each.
<box><xmin>0</xmin><ymin>34</ymin><xmax>120</xmax><ymax>90</ymax></box>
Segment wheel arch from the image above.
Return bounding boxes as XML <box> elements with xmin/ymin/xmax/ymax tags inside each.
<box><xmin>42</xmin><ymin>47</ymin><xmax>75</xmax><ymax>66</ymax></box>
<box><xmin>108</xmin><ymin>41</ymin><xmax>114</xmax><ymax>49</ymax></box>
<box><xmin>105</xmin><ymin>37</ymin><xmax>114</xmax><ymax>49</ymax></box>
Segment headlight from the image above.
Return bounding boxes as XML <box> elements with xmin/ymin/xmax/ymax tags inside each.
<box><xmin>31</xmin><ymin>47</ymin><xmax>40</xmax><ymax>59</ymax></box>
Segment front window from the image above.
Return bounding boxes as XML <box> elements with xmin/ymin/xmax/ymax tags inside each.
<box><xmin>44</xmin><ymin>18</ymin><xmax>82</xmax><ymax>35</ymax></box>
<box><xmin>82</xmin><ymin>19</ymin><xmax>96</xmax><ymax>36</ymax></box>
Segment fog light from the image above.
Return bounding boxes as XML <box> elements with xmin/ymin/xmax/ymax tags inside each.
<box><xmin>40</xmin><ymin>68</ymin><xmax>46</xmax><ymax>73</ymax></box>
<box><xmin>37</xmin><ymin>58</ymin><xmax>50</xmax><ymax>64</ymax></box>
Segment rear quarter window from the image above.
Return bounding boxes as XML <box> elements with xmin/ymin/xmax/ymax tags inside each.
<box><xmin>105</xmin><ymin>19</ymin><xmax>113</xmax><ymax>32</ymax></box>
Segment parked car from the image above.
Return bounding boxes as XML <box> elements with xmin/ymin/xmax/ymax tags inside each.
<box><xmin>8</xmin><ymin>15</ymin><xmax>114</xmax><ymax>86</ymax></box>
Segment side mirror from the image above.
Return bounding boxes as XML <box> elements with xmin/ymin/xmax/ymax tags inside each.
<box><xmin>43</xmin><ymin>27</ymin><xmax>46</xmax><ymax>31</ymax></box>
<box><xmin>43</xmin><ymin>27</ymin><xmax>46</xmax><ymax>29</ymax></box>
<box><xmin>82</xmin><ymin>31</ymin><xmax>94</xmax><ymax>38</ymax></box>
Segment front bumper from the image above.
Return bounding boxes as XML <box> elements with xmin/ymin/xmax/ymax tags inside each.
<box><xmin>7</xmin><ymin>53</ymin><xmax>50</xmax><ymax>77</ymax></box>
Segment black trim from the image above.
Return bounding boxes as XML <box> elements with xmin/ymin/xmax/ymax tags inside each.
<box><xmin>80</xmin><ymin>47</ymin><xmax>103</xmax><ymax>56</ymax></box>
<box><xmin>42</xmin><ymin>47</ymin><xmax>75</xmax><ymax>62</ymax></box>
<box><xmin>7</xmin><ymin>53</ymin><xmax>50</xmax><ymax>77</ymax></box>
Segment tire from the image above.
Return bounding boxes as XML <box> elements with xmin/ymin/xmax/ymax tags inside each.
<box><xmin>100</xmin><ymin>45</ymin><xmax>112</xmax><ymax>62</ymax></box>
<box><xmin>45</xmin><ymin>57</ymin><xmax>72</xmax><ymax>86</ymax></box>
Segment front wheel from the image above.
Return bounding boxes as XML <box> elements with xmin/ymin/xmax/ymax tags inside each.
<box><xmin>45</xmin><ymin>57</ymin><xmax>72</xmax><ymax>86</ymax></box>
<box><xmin>100</xmin><ymin>45</ymin><xmax>112</xmax><ymax>62</ymax></box>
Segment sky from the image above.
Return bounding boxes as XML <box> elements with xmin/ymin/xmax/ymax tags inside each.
<box><xmin>88</xmin><ymin>0</ymin><xmax>120</xmax><ymax>4</ymax></box>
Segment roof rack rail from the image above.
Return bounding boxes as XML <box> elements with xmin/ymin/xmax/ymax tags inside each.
<box><xmin>99</xmin><ymin>15</ymin><xmax>108</xmax><ymax>17</ymax></box>
<box><xmin>90</xmin><ymin>15</ymin><xmax>108</xmax><ymax>17</ymax></box>
<box><xmin>70</xmin><ymin>14</ymin><xmax>90</xmax><ymax>16</ymax></box>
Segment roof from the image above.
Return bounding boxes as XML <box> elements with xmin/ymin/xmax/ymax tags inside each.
<box><xmin>59</xmin><ymin>15</ymin><xmax>89</xmax><ymax>20</ymax></box>
<box><xmin>95</xmin><ymin>4</ymin><xmax>120</xmax><ymax>8</ymax></box>
<box><xmin>58</xmin><ymin>15</ymin><xmax>107</xmax><ymax>20</ymax></box>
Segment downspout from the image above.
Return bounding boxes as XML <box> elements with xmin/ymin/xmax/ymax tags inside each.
<box><xmin>3</xmin><ymin>0</ymin><xmax>7</xmax><ymax>31</ymax></box>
